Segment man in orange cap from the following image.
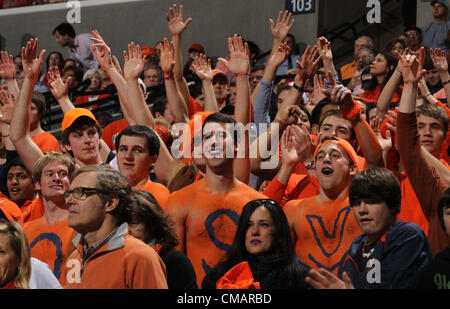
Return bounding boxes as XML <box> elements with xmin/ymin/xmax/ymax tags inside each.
<box><xmin>283</xmin><ymin>136</ymin><xmax>362</xmax><ymax>274</ymax></box>
<box><xmin>60</xmin><ymin>107</ymin><xmax>104</xmax><ymax>167</ymax></box>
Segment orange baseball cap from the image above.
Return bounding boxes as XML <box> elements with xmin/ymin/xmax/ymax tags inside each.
<box><xmin>62</xmin><ymin>108</ymin><xmax>97</xmax><ymax>132</ymax></box>
<box><xmin>314</xmin><ymin>137</ymin><xmax>360</xmax><ymax>171</ymax></box>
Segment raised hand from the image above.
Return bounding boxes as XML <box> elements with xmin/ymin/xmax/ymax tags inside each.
<box><xmin>0</xmin><ymin>90</ymin><xmax>16</xmax><ymax>124</ymax></box>
<box><xmin>123</xmin><ymin>42</ymin><xmax>144</xmax><ymax>80</ymax></box>
<box><xmin>218</xmin><ymin>34</ymin><xmax>250</xmax><ymax>76</ymax></box>
<box><xmin>307</xmin><ymin>73</ymin><xmax>327</xmax><ymax>105</ymax></box>
<box><xmin>267</xmin><ymin>42</ymin><xmax>291</xmax><ymax>69</ymax></box>
<box><xmin>281</xmin><ymin>126</ymin><xmax>300</xmax><ymax>167</ymax></box>
<box><xmin>191</xmin><ymin>53</ymin><xmax>213</xmax><ymax>81</ymax></box>
<box><xmin>166</xmin><ymin>4</ymin><xmax>192</xmax><ymax>36</ymax></box>
<box><xmin>394</xmin><ymin>46</ymin><xmax>426</xmax><ymax>84</ymax></box>
<box><xmin>430</xmin><ymin>48</ymin><xmax>448</xmax><ymax>73</ymax></box>
<box><xmin>90</xmin><ymin>30</ymin><xmax>113</xmax><ymax>70</ymax></box>
<box><xmin>269</xmin><ymin>10</ymin><xmax>295</xmax><ymax>42</ymax></box>
<box><xmin>275</xmin><ymin>104</ymin><xmax>303</xmax><ymax>128</ymax></box>
<box><xmin>322</xmin><ymin>73</ymin><xmax>353</xmax><ymax>108</ymax></box>
<box><xmin>317</xmin><ymin>36</ymin><xmax>333</xmax><ymax>63</ymax></box>
<box><xmin>0</xmin><ymin>51</ymin><xmax>16</xmax><ymax>80</ymax></box>
<box><xmin>21</xmin><ymin>38</ymin><xmax>45</xmax><ymax>81</ymax></box>
<box><xmin>159</xmin><ymin>38</ymin><xmax>176</xmax><ymax>78</ymax></box>
<box><xmin>47</xmin><ymin>66</ymin><xmax>70</xmax><ymax>100</ymax></box>
<box><xmin>370</xmin><ymin>115</ymin><xmax>393</xmax><ymax>154</ymax></box>
<box><xmin>290</xmin><ymin>124</ymin><xmax>316</xmax><ymax>165</ymax></box>
<box><xmin>295</xmin><ymin>45</ymin><xmax>321</xmax><ymax>86</ymax></box>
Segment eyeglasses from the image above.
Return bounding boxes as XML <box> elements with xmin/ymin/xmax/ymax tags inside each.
<box><xmin>64</xmin><ymin>187</ymin><xmax>99</xmax><ymax>200</ymax></box>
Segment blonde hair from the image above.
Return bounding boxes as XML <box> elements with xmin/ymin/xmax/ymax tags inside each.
<box><xmin>0</xmin><ymin>220</ymin><xmax>31</xmax><ymax>289</ymax></box>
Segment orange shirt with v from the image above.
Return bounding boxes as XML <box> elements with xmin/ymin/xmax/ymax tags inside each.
<box><xmin>164</xmin><ymin>178</ymin><xmax>266</xmax><ymax>287</ymax></box>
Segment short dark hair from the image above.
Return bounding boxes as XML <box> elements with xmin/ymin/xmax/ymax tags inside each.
<box><xmin>5</xmin><ymin>157</ymin><xmax>28</xmax><ymax>177</ymax></box>
<box><xmin>150</xmin><ymin>97</ymin><xmax>168</xmax><ymax>118</ymax></box>
<box><xmin>319</xmin><ymin>109</ymin><xmax>356</xmax><ymax>141</ymax></box>
<box><xmin>53</xmin><ymin>22</ymin><xmax>76</xmax><ymax>38</ymax></box>
<box><xmin>349</xmin><ymin>167</ymin><xmax>401</xmax><ymax>215</ymax></box>
<box><xmin>310</xmin><ymin>99</ymin><xmax>333</xmax><ymax>125</ymax></box>
<box><xmin>202</xmin><ymin>112</ymin><xmax>239</xmax><ymax>144</ymax></box>
<box><xmin>438</xmin><ymin>187</ymin><xmax>450</xmax><ymax>233</ymax></box>
<box><xmin>417</xmin><ymin>103</ymin><xmax>449</xmax><ymax>134</ymax></box>
<box><xmin>31</xmin><ymin>91</ymin><xmax>46</xmax><ymax>119</ymax></box>
<box><xmin>115</xmin><ymin>125</ymin><xmax>160</xmax><ymax>157</ymax></box>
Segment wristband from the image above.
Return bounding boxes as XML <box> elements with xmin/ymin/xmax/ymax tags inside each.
<box><xmin>340</xmin><ymin>99</ymin><xmax>361</xmax><ymax>122</ymax></box>
<box><xmin>163</xmin><ymin>73</ymin><xmax>174</xmax><ymax>80</ymax></box>
<box><xmin>305</xmin><ymin>160</ymin><xmax>315</xmax><ymax>171</ymax></box>
<box><xmin>395</xmin><ymin>67</ymin><xmax>402</xmax><ymax>74</ymax></box>
<box><xmin>292</xmin><ymin>83</ymin><xmax>311</xmax><ymax>93</ymax></box>
<box><xmin>443</xmin><ymin>79</ymin><xmax>450</xmax><ymax>86</ymax></box>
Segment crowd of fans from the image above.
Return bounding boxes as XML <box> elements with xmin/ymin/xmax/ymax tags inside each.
<box><xmin>0</xmin><ymin>1</ymin><xmax>449</xmax><ymax>290</ymax></box>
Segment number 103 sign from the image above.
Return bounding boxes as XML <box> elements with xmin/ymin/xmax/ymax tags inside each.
<box><xmin>285</xmin><ymin>0</ymin><xmax>315</xmax><ymax>15</ymax></box>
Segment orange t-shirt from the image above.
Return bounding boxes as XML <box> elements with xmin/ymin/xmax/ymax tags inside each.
<box><xmin>284</xmin><ymin>195</ymin><xmax>361</xmax><ymax>274</ymax></box>
<box><xmin>102</xmin><ymin>118</ymin><xmax>128</xmax><ymax>151</ymax></box>
<box><xmin>24</xmin><ymin>217</ymin><xmax>76</xmax><ymax>286</ymax></box>
<box><xmin>139</xmin><ymin>180</ymin><xmax>170</xmax><ymax>208</ymax></box>
<box><xmin>165</xmin><ymin>178</ymin><xmax>266</xmax><ymax>287</ymax></box>
<box><xmin>0</xmin><ymin>192</ymin><xmax>23</xmax><ymax>223</ymax></box>
<box><xmin>32</xmin><ymin>132</ymin><xmax>61</xmax><ymax>153</ymax></box>
<box><xmin>263</xmin><ymin>174</ymin><xmax>320</xmax><ymax>207</ymax></box>
<box><xmin>188</xmin><ymin>97</ymin><xmax>204</xmax><ymax>119</ymax></box>
<box><xmin>21</xmin><ymin>197</ymin><xmax>45</xmax><ymax>223</ymax></box>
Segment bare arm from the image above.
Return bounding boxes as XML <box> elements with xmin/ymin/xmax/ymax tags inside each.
<box><xmin>191</xmin><ymin>54</ymin><xmax>218</xmax><ymax>112</ymax></box>
<box><xmin>159</xmin><ymin>38</ymin><xmax>189</xmax><ymax>123</ymax></box>
<box><xmin>376</xmin><ymin>62</ymin><xmax>403</xmax><ymax>119</ymax></box>
<box><xmin>9</xmin><ymin>39</ymin><xmax>45</xmax><ymax>173</ymax></box>
<box><xmin>166</xmin><ymin>4</ymin><xmax>192</xmax><ymax>105</ymax></box>
<box><xmin>218</xmin><ymin>35</ymin><xmax>251</xmax><ymax>184</ymax></box>
<box><xmin>90</xmin><ymin>30</ymin><xmax>134</xmax><ymax>124</ymax></box>
<box><xmin>122</xmin><ymin>42</ymin><xmax>155</xmax><ymax>130</ymax></box>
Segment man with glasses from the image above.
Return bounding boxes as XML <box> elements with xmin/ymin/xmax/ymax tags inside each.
<box><xmin>340</xmin><ymin>36</ymin><xmax>374</xmax><ymax>85</ymax></box>
<box><xmin>64</xmin><ymin>165</ymin><xmax>168</xmax><ymax>288</ymax></box>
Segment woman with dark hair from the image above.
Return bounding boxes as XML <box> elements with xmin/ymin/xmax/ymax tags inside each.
<box><xmin>358</xmin><ymin>51</ymin><xmax>400</xmax><ymax>105</ymax></box>
<box><xmin>128</xmin><ymin>190</ymin><xmax>197</xmax><ymax>289</ymax></box>
<box><xmin>202</xmin><ymin>199</ymin><xmax>310</xmax><ymax>289</ymax></box>
<box><xmin>37</xmin><ymin>51</ymin><xmax>64</xmax><ymax>93</ymax></box>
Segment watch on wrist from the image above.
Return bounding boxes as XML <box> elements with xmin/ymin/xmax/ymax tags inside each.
<box><xmin>305</xmin><ymin>160</ymin><xmax>315</xmax><ymax>171</ymax></box>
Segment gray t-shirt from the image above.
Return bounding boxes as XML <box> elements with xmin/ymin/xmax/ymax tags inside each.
<box><xmin>422</xmin><ymin>21</ymin><xmax>450</xmax><ymax>51</ymax></box>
